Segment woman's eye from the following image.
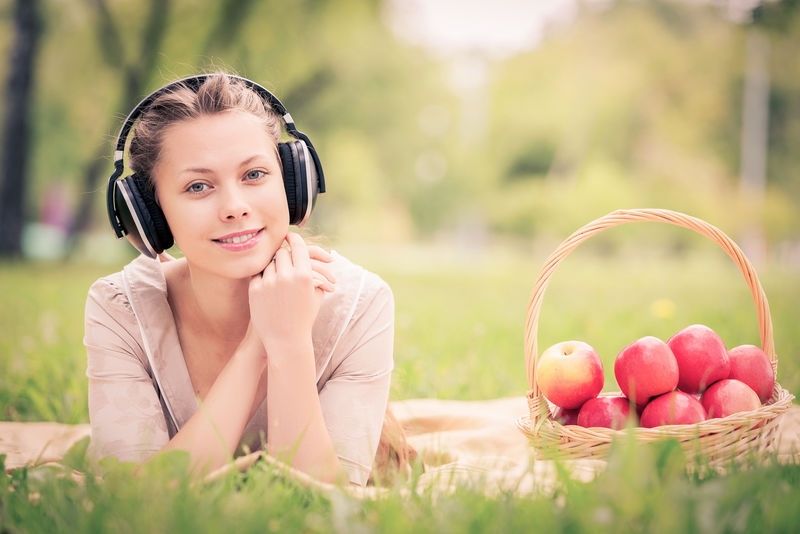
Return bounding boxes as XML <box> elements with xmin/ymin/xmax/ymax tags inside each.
<box><xmin>187</xmin><ymin>182</ymin><xmax>209</xmax><ymax>194</ymax></box>
<box><xmin>245</xmin><ymin>170</ymin><xmax>265</xmax><ymax>181</ymax></box>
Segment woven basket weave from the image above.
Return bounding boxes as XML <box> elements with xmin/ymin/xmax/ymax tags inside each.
<box><xmin>516</xmin><ymin>208</ymin><xmax>795</xmax><ymax>464</ymax></box>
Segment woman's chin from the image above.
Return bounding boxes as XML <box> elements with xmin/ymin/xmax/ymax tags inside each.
<box><xmin>186</xmin><ymin>246</ymin><xmax>274</xmax><ymax>280</ymax></box>
<box><xmin>239</xmin><ymin>255</ymin><xmax>273</xmax><ymax>278</ymax></box>
<box><xmin>200</xmin><ymin>256</ymin><xmax>270</xmax><ymax>281</ymax></box>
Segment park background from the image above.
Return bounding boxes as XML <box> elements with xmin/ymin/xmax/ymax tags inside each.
<box><xmin>1</xmin><ymin>0</ymin><xmax>799</xmax><ymax>449</ymax></box>
<box><xmin>2</xmin><ymin>1</ymin><xmax>800</xmax><ymax>532</ymax></box>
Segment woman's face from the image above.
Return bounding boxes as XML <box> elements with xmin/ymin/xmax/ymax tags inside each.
<box><xmin>152</xmin><ymin>110</ymin><xmax>289</xmax><ymax>280</ymax></box>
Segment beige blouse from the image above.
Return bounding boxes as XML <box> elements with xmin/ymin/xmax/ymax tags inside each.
<box><xmin>84</xmin><ymin>251</ymin><xmax>394</xmax><ymax>486</ymax></box>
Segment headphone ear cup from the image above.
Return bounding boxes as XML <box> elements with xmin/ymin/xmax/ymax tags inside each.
<box><xmin>114</xmin><ymin>174</ymin><xmax>173</xmax><ymax>258</ymax></box>
<box><xmin>278</xmin><ymin>142</ymin><xmax>302</xmax><ymax>225</ymax></box>
<box><xmin>278</xmin><ymin>140</ymin><xmax>316</xmax><ymax>226</ymax></box>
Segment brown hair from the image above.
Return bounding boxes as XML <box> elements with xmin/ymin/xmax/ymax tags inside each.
<box><xmin>371</xmin><ymin>407</ymin><xmax>419</xmax><ymax>485</ymax></box>
<box><xmin>128</xmin><ymin>73</ymin><xmax>282</xmax><ymax>187</ymax></box>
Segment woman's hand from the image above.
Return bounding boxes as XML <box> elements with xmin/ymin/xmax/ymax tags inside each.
<box><xmin>248</xmin><ymin>233</ymin><xmax>336</xmax><ymax>354</ymax></box>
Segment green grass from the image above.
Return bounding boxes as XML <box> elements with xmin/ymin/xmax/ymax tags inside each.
<box><xmin>2</xmin><ymin>438</ymin><xmax>800</xmax><ymax>533</ymax></box>
<box><xmin>0</xmin><ymin>261</ymin><xmax>119</xmax><ymax>423</ymax></box>
<box><xmin>2</xmin><ymin>243</ymin><xmax>798</xmax><ymax>418</ymax></box>
<box><xmin>338</xmin><ymin>242</ymin><xmax>800</xmax><ymax>401</ymax></box>
<box><xmin>1</xmin><ymin>243</ymin><xmax>799</xmax><ymax>532</ymax></box>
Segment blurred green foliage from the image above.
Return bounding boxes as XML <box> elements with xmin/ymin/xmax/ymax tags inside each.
<box><xmin>484</xmin><ymin>1</ymin><xmax>800</xmax><ymax>246</ymax></box>
<box><xmin>0</xmin><ymin>0</ymin><xmax>798</xmax><ymax>252</ymax></box>
<box><xmin>25</xmin><ymin>0</ymin><xmax>459</xmax><ymax>246</ymax></box>
<box><xmin>1</xmin><ymin>3</ymin><xmax>799</xmax><ymax>527</ymax></box>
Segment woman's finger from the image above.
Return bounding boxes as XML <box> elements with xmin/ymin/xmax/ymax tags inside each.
<box><xmin>307</xmin><ymin>245</ymin><xmax>333</xmax><ymax>263</ymax></box>
<box><xmin>249</xmin><ymin>272</ymin><xmax>262</xmax><ymax>293</ymax></box>
<box><xmin>273</xmin><ymin>245</ymin><xmax>292</xmax><ymax>276</ymax></box>
<box><xmin>258</xmin><ymin>255</ymin><xmax>276</xmax><ymax>280</ymax></box>
<box><xmin>286</xmin><ymin>233</ymin><xmax>311</xmax><ymax>272</ymax></box>
<box><xmin>312</xmin><ymin>271</ymin><xmax>335</xmax><ymax>293</ymax></box>
<box><xmin>310</xmin><ymin>259</ymin><xmax>337</xmax><ymax>285</ymax></box>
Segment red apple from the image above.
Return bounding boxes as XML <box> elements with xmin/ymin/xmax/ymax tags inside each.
<box><xmin>577</xmin><ymin>395</ymin><xmax>635</xmax><ymax>430</ymax></box>
<box><xmin>700</xmin><ymin>379</ymin><xmax>761</xmax><ymax>419</ymax></box>
<box><xmin>640</xmin><ymin>391</ymin><xmax>707</xmax><ymax>427</ymax></box>
<box><xmin>727</xmin><ymin>345</ymin><xmax>775</xmax><ymax>403</ymax></box>
<box><xmin>667</xmin><ymin>324</ymin><xmax>730</xmax><ymax>393</ymax></box>
<box><xmin>614</xmin><ymin>336</ymin><xmax>679</xmax><ymax>405</ymax></box>
<box><xmin>551</xmin><ymin>406</ymin><xmax>580</xmax><ymax>426</ymax></box>
<box><xmin>536</xmin><ymin>341</ymin><xmax>604</xmax><ymax>410</ymax></box>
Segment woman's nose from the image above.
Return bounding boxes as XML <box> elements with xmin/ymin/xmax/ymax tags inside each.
<box><xmin>219</xmin><ymin>187</ymin><xmax>250</xmax><ymax>220</ymax></box>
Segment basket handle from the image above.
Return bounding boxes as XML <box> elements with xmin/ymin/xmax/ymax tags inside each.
<box><xmin>525</xmin><ymin>208</ymin><xmax>775</xmax><ymax>401</ymax></box>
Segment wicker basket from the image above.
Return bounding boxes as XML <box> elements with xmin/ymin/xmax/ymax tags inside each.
<box><xmin>516</xmin><ymin>208</ymin><xmax>795</xmax><ymax>464</ymax></box>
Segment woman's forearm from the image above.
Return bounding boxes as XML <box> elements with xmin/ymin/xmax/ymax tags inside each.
<box><xmin>266</xmin><ymin>337</ymin><xmax>343</xmax><ymax>484</ymax></box>
<box><xmin>157</xmin><ymin>349</ymin><xmax>266</xmax><ymax>474</ymax></box>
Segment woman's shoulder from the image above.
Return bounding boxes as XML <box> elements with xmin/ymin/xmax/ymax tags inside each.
<box><xmin>86</xmin><ymin>266</ymin><xmax>130</xmax><ymax>317</ymax></box>
<box><xmin>86</xmin><ymin>254</ymin><xmax>165</xmax><ymax>318</ymax></box>
<box><xmin>312</xmin><ymin>251</ymin><xmax>394</xmax><ymax>382</ymax></box>
<box><xmin>326</xmin><ymin>250</ymin><xmax>393</xmax><ymax>307</ymax></box>
<box><xmin>314</xmin><ymin>251</ymin><xmax>393</xmax><ymax>345</ymax></box>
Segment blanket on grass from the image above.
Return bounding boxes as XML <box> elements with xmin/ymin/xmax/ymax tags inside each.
<box><xmin>2</xmin><ymin>397</ymin><xmax>798</xmax><ymax>497</ymax></box>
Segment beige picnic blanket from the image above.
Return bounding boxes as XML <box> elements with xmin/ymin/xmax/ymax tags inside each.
<box><xmin>2</xmin><ymin>397</ymin><xmax>798</xmax><ymax>496</ymax></box>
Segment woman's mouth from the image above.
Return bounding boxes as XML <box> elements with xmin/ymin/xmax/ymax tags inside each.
<box><xmin>213</xmin><ymin>229</ymin><xmax>263</xmax><ymax>250</ymax></box>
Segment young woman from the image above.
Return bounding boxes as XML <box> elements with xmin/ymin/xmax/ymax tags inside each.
<box><xmin>85</xmin><ymin>73</ymin><xmax>408</xmax><ymax>486</ymax></box>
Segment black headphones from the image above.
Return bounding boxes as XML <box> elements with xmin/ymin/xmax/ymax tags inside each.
<box><xmin>106</xmin><ymin>74</ymin><xmax>326</xmax><ymax>258</ymax></box>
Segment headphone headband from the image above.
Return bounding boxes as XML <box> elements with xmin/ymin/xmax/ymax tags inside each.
<box><xmin>107</xmin><ymin>74</ymin><xmax>326</xmax><ymax>238</ymax></box>
<box><xmin>112</xmin><ymin>75</ymin><xmax>295</xmax><ymax>160</ymax></box>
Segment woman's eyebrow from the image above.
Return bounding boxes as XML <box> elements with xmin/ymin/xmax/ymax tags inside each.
<box><xmin>237</xmin><ymin>154</ymin><xmax>267</xmax><ymax>168</ymax></box>
<box><xmin>180</xmin><ymin>155</ymin><xmax>268</xmax><ymax>174</ymax></box>
<box><xmin>180</xmin><ymin>166</ymin><xmax>214</xmax><ymax>174</ymax></box>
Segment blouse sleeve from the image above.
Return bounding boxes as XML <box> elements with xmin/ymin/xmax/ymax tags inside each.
<box><xmin>318</xmin><ymin>273</ymin><xmax>394</xmax><ymax>486</ymax></box>
<box><xmin>84</xmin><ymin>277</ymin><xmax>170</xmax><ymax>462</ymax></box>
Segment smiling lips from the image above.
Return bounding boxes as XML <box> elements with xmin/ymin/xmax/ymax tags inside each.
<box><xmin>213</xmin><ymin>228</ymin><xmax>263</xmax><ymax>250</ymax></box>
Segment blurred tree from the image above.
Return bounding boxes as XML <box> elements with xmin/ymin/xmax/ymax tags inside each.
<box><xmin>200</xmin><ymin>0</ymin><xmax>259</xmax><ymax>55</ymax></box>
<box><xmin>0</xmin><ymin>0</ymin><xmax>41</xmax><ymax>257</ymax></box>
<box><xmin>16</xmin><ymin>0</ymin><xmax>796</xmax><ymax>253</ymax></box>
<box><xmin>738</xmin><ymin>24</ymin><xmax>769</xmax><ymax>263</ymax></box>
<box><xmin>65</xmin><ymin>0</ymin><xmax>172</xmax><ymax>254</ymax></box>
<box><xmin>483</xmin><ymin>0</ymin><xmax>800</xmax><ymax>251</ymax></box>
<box><xmin>65</xmin><ymin>0</ymin><xmax>264</xmax><ymax>255</ymax></box>
<box><xmin>751</xmin><ymin>0</ymin><xmax>800</xmax><ymax>245</ymax></box>
<box><xmin>0</xmin><ymin>0</ymin><xmax>455</xmax><ymax>252</ymax></box>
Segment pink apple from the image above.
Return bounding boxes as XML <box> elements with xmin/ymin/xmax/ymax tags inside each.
<box><xmin>667</xmin><ymin>324</ymin><xmax>730</xmax><ymax>393</ymax></box>
<box><xmin>700</xmin><ymin>379</ymin><xmax>761</xmax><ymax>419</ymax></box>
<box><xmin>614</xmin><ymin>336</ymin><xmax>679</xmax><ymax>405</ymax></box>
<box><xmin>551</xmin><ymin>406</ymin><xmax>580</xmax><ymax>426</ymax></box>
<box><xmin>536</xmin><ymin>341</ymin><xmax>604</xmax><ymax>410</ymax></box>
<box><xmin>577</xmin><ymin>395</ymin><xmax>635</xmax><ymax>430</ymax></box>
<box><xmin>727</xmin><ymin>345</ymin><xmax>775</xmax><ymax>403</ymax></box>
<box><xmin>640</xmin><ymin>391</ymin><xmax>707</xmax><ymax>427</ymax></box>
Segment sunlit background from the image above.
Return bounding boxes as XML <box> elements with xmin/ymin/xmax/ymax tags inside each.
<box><xmin>1</xmin><ymin>0</ymin><xmax>800</xmax><ymax>415</ymax></box>
<box><xmin>0</xmin><ymin>0</ymin><xmax>798</xmax><ymax>266</ymax></box>
<box><xmin>3</xmin><ymin>18</ymin><xmax>800</xmax><ymax>532</ymax></box>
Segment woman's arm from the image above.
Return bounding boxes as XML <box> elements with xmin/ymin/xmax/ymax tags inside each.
<box><xmin>264</xmin><ymin>337</ymin><xmax>343</xmax><ymax>483</ymax></box>
<box><xmin>249</xmin><ymin>233</ymin><xmax>344</xmax><ymax>483</ymax></box>
<box><xmin>85</xmin><ymin>278</ymin><xmax>172</xmax><ymax>463</ymax></box>
<box><xmin>156</xmin><ymin>327</ymin><xmax>267</xmax><ymax>473</ymax></box>
<box><xmin>316</xmin><ymin>272</ymin><xmax>394</xmax><ymax>486</ymax></box>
